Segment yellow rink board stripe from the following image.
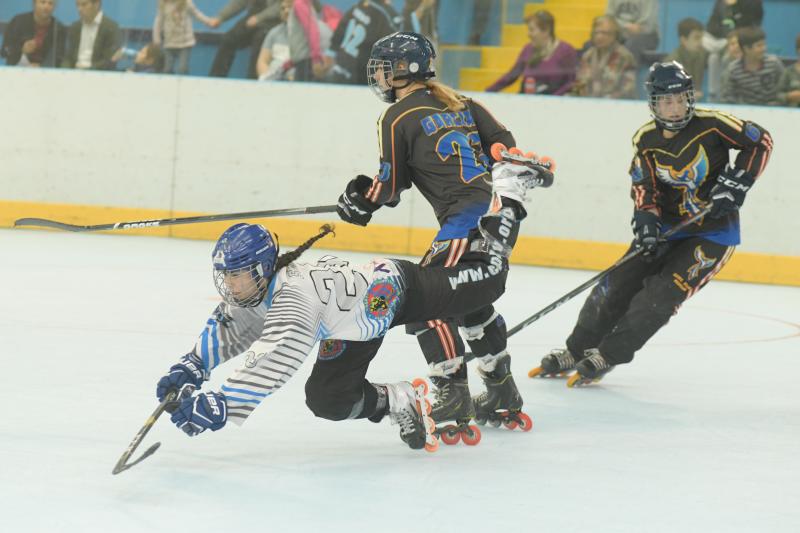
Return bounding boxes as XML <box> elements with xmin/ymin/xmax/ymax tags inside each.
<box><xmin>2</xmin><ymin>200</ymin><xmax>798</xmax><ymax>287</ymax></box>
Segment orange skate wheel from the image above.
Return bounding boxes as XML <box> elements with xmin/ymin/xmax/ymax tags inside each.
<box><xmin>424</xmin><ymin>437</ymin><xmax>439</xmax><ymax>453</ymax></box>
<box><xmin>462</xmin><ymin>425</ymin><xmax>482</xmax><ymax>446</ymax></box>
<box><xmin>411</xmin><ymin>378</ymin><xmax>429</xmax><ymax>396</ymax></box>
<box><xmin>508</xmin><ymin>147</ymin><xmax>524</xmax><ymax>156</ymax></box>
<box><xmin>503</xmin><ymin>419</ymin><xmax>519</xmax><ymax>430</ymax></box>
<box><xmin>424</xmin><ymin>399</ymin><xmax>432</xmax><ymax>415</ymax></box>
<box><xmin>517</xmin><ymin>412</ymin><xmax>533</xmax><ymax>432</ymax></box>
<box><xmin>440</xmin><ymin>426</ymin><xmax>461</xmax><ymax>445</ymax></box>
<box><xmin>539</xmin><ymin>156</ymin><xmax>556</xmax><ymax>172</ymax></box>
<box><xmin>490</xmin><ymin>142</ymin><xmax>507</xmax><ymax>162</ymax></box>
<box><xmin>524</xmin><ymin>151</ymin><xmax>538</xmax><ymax>161</ymax></box>
<box><xmin>528</xmin><ymin>366</ymin><xmax>543</xmax><ymax>378</ymax></box>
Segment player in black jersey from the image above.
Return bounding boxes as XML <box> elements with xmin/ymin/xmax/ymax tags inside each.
<box><xmin>319</xmin><ymin>0</ymin><xmax>400</xmax><ymax>85</ymax></box>
<box><xmin>533</xmin><ymin>61</ymin><xmax>773</xmax><ymax>386</ymax></box>
<box><xmin>334</xmin><ymin>32</ymin><xmax>551</xmax><ymax>442</ymax></box>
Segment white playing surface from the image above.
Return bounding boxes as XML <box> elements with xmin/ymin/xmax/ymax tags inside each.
<box><xmin>2</xmin><ymin>229</ymin><xmax>798</xmax><ymax>533</ymax></box>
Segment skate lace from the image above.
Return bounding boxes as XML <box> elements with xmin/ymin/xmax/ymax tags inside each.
<box><xmin>392</xmin><ymin>408</ymin><xmax>416</xmax><ymax>436</ymax></box>
<box><xmin>552</xmin><ymin>349</ymin><xmax>575</xmax><ymax>370</ymax></box>
<box><xmin>586</xmin><ymin>352</ymin><xmax>610</xmax><ymax>371</ymax></box>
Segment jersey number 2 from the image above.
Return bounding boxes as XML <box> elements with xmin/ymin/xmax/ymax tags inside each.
<box><xmin>310</xmin><ymin>264</ymin><xmax>368</xmax><ymax>311</ymax></box>
<box><xmin>435</xmin><ymin>131</ymin><xmax>489</xmax><ymax>184</ymax></box>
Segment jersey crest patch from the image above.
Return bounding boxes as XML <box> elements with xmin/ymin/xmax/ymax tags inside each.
<box><xmin>744</xmin><ymin>123</ymin><xmax>761</xmax><ymax>142</ymax></box>
<box><xmin>688</xmin><ymin>245</ymin><xmax>716</xmax><ymax>280</ymax></box>
<box><xmin>318</xmin><ymin>339</ymin><xmax>346</xmax><ymax>360</ymax></box>
<box><xmin>429</xmin><ymin>240</ymin><xmax>451</xmax><ymax>258</ymax></box>
<box><xmin>365</xmin><ymin>279</ymin><xmax>398</xmax><ymax>318</ymax></box>
<box><xmin>654</xmin><ymin>145</ymin><xmax>710</xmax><ymax>216</ymax></box>
<box><xmin>378</xmin><ymin>162</ymin><xmax>391</xmax><ymax>182</ymax></box>
<box><xmin>631</xmin><ymin>157</ymin><xmax>645</xmax><ymax>183</ymax></box>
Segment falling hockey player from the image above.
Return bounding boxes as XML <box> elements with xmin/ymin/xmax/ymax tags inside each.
<box><xmin>531</xmin><ymin>61</ymin><xmax>773</xmax><ymax>387</ymax></box>
<box><xmin>154</xmin><ymin>145</ymin><xmax>554</xmax><ymax>451</ymax></box>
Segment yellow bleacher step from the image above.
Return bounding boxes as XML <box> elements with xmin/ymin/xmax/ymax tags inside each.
<box><xmin>460</xmin><ymin>68</ymin><xmax>519</xmax><ymax>94</ymax></box>
<box><xmin>501</xmin><ymin>24</ymin><xmax>528</xmax><ymax>47</ymax></box>
<box><xmin>481</xmin><ymin>46</ymin><xmax>523</xmax><ymax>70</ymax></box>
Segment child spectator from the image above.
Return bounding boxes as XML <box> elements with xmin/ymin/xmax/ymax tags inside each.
<box><xmin>128</xmin><ymin>42</ymin><xmax>165</xmax><ymax>73</ymax></box>
<box><xmin>777</xmin><ymin>34</ymin><xmax>800</xmax><ymax>107</ymax></box>
<box><xmin>665</xmin><ymin>18</ymin><xmax>707</xmax><ymax>98</ymax></box>
<box><xmin>721</xmin><ymin>26</ymin><xmax>783</xmax><ymax>105</ymax></box>
<box><xmin>153</xmin><ymin>0</ymin><xmax>214</xmax><ymax>75</ymax></box>
<box><xmin>486</xmin><ymin>10</ymin><xmax>577</xmax><ymax>95</ymax></box>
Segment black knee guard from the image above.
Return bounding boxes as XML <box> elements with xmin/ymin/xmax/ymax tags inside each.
<box><xmin>305</xmin><ymin>376</ymin><xmax>367</xmax><ymax>422</ymax></box>
<box><xmin>461</xmin><ymin>308</ymin><xmax>509</xmax><ymax>373</ymax></box>
<box><xmin>406</xmin><ymin>321</ymin><xmax>466</xmax><ymax>378</ymax></box>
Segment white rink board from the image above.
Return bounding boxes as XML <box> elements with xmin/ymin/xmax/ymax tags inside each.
<box><xmin>0</xmin><ymin>67</ymin><xmax>798</xmax><ymax>255</ymax></box>
<box><xmin>1</xmin><ymin>229</ymin><xmax>798</xmax><ymax>533</ymax></box>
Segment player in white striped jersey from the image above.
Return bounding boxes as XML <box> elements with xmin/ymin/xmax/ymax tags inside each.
<box><xmin>155</xmin><ymin>157</ymin><xmax>553</xmax><ymax>451</ymax></box>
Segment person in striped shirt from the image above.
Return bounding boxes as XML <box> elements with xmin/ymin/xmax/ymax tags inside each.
<box><xmin>721</xmin><ymin>26</ymin><xmax>784</xmax><ymax>105</ymax></box>
<box><xmin>534</xmin><ymin>61</ymin><xmax>773</xmax><ymax>386</ymax></box>
<box><xmin>154</xmin><ymin>155</ymin><xmax>552</xmax><ymax>451</ymax></box>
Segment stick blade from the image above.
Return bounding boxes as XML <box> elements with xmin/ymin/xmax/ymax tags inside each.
<box><xmin>14</xmin><ymin>218</ymin><xmax>86</xmax><ymax>232</ymax></box>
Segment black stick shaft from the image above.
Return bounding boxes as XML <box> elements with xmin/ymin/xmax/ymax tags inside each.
<box><xmin>112</xmin><ymin>389</ymin><xmax>178</xmax><ymax>475</ymax></box>
<box><xmin>15</xmin><ymin>204</ymin><xmax>338</xmax><ymax>233</ymax></box>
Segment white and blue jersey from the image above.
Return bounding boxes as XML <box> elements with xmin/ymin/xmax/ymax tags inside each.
<box><xmin>193</xmin><ymin>256</ymin><xmax>406</xmax><ymax>425</ymax></box>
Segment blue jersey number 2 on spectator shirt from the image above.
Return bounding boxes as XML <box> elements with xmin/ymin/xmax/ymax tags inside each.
<box><xmin>435</xmin><ymin>131</ymin><xmax>489</xmax><ymax>184</ymax></box>
<box><xmin>341</xmin><ymin>19</ymin><xmax>366</xmax><ymax>58</ymax></box>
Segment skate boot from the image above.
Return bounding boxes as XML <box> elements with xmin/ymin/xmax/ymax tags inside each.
<box><xmin>473</xmin><ymin>355</ymin><xmax>533</xmax><ymax>432</ymax></box>
<box><xmin>489</xmin><ymin>143</ymin><xmax>555</xmax><ymax>203</ymax></box>
<box><xmin>429</xmin><ymin>376</ymin><xmax>482</xmax><ymax>446</ymax></box>
<box><xmin>528</xmin><ymin>348</ymin><xmax>578</xmax><ymax>378</ymax></box>
<box><xmin>566</xmin><ymin>349</ymin><xmax>615</xmax><ymax>388</ymax></box>
<box><xmin>385</xmin><ymin>380</ymin><xmax>439</xmax><ymax>452</ymax></box>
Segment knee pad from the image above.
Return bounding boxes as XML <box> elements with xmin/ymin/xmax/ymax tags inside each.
<box><xmin>460</xmin><ymin>311</ymin><xmax>507</xmax><ymax>358</ymax></box>
<box><xmin>408</xmin><ymin>321</ymin><xmax>465</xmax><ymax>368</ymax></box>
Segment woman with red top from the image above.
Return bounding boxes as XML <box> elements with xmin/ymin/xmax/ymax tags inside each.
<box><xmin>486</xmin><ymin>10</ymin><xmax>578</xmax><ymax>95</ymax></box>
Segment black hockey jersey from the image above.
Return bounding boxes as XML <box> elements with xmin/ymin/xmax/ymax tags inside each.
<box><xmin>364</xmin><ymin>88</ymin><xmax>515</xmax><ymax>238</ymax></box>
<box><xmin>629</xmin><ymin>107</ymin><xmax>772</xmax><ymax>245</ymax></box>
<box><xmin>329</xmin><ymin>0</ymin><xmax>400</xmax><ymax>85</ymax></box>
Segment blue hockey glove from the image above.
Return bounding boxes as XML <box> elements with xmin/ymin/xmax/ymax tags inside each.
<box><xmin>709</xmin><ymin>165</ymin><xmax>754</xmax><ymax>219</ymax></box>
<box><xmin>336</xmin><ymin>175</ymin><xmax>379</xmax><ymax>227</ymax></box>
<box><xmin>156</xmin><ymin>353</ymin><xmax>209</xmax><ymax>402</ymax></box>
<box><xmin>170</xmin><ymin>391</ymin><xmax>228</xmax><ymax>436</ymax></box>
<box><xmin>631</xmin><ymin>210</ymin><xmax>661</xmax><ymax>256</ymax></box>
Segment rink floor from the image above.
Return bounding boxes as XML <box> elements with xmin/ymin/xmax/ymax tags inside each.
<box><xmin>1</xmin><ymin>228</ymin><xmax>798</xmax><ymax>533</ymax></box>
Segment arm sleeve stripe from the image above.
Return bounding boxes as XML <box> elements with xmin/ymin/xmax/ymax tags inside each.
<box><xmin>221</xmin><ymin>385</ymin><xmax>270</xmax><ymax>397</ymax></box>
<box><xmin>211</xmin><ymin>321</ymin><xmax>220</xmax><ymax>368</ymax></box>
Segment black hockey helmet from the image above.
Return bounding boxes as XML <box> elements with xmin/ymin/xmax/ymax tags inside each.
<box><xmin>645</xmin><ymin>61</ymin><xmax>695</xmax><ymax>131</ymax></box>
<box><xmin>367</xmin><ymin>32</ymin><xmax>436</xmax><ymax>103</ymax></box>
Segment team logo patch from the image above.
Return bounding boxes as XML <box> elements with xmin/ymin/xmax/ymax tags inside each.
<box><xmin>378</xmin><ymin>162</ymin><xmax>392</xmax><ymax>182</ymax></box>
<box><xmin>687</xmin><ymin>245</ymin><xmax>716</xmax><ymax>280</ymax></box>
<box><xmin>631</xmin><ymin>158</ymin><xmax>644</xmax><ymax>183</ymax></box>
<box><xmin>655</xmin><ymin>145</ymin><xmax>710</xmax><ymax>216</ymax></box>
<box><xmin>429</xmin><ymin>240</ymin><xmax>451</xmax><ymax>257</ymax></box>
<box><xmin>745</xmin><ymin>123</ymin><xmax>761</xmax><ymax>142</ymax></box>
<box><xmin>318</xmin><ymin>339</ymin><xmax>346</xmax><ymax>360</ymax></box>
<box><xmin>365</xmin><ymin>280</ymin><xmax>398</xmax><ymax>318</ymax></box>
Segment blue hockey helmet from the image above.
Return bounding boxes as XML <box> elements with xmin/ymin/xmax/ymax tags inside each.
<box><xmin>367</xmin><ymin>31</ymin><xmax>436</xmax><ymax>103</ymax></box>
<box><xmin>645</xmin><ymin>61</ymin><xmax>695</xmax><ymax>131</ymax></box>
<box><xmin>212</xmin><ymin>223</ymin><xmax>279</xmax><ymax>307</ymax></box>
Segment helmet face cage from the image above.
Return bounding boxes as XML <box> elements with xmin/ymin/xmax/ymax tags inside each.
<box><xmin>645</xmin><ymin>61</ymin><xmax>695</xmax><ymax>132</ymax></box>
<box><xmin>367</xmin><ymin>58</ymin><xmax>397</xmax><ymax>103</ymax></box>
<box><xmin>648</xmin><ymin>89</ymin><xmax>695</xmax><ymax>131</ymax></box>
<box><xmin>214</xmin><ymin>263</ymin><xmax>269</xmax><ymax>308</ymax></box>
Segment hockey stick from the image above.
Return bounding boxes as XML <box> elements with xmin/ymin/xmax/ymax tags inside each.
<box><xmin>465</xmin><ymin>207</ymin><xmax>712</xmax><ymax>362</ymax></box>
<box><xmin>14</xmin><ymin>204</ymin><xmax>338</xmax><ymax>233</ymax></box>
<box><xmin>112</xmin><ymin>389</ymin><xmax>178</xmax><ymax>475</ymax></box>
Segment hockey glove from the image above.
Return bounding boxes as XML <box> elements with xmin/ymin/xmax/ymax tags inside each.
<box><xmin>170</xmin><ymin>391</ymin><xmax>228</xmax><ymax>436</ymax></box>
<box><xmin>709</xmin><ymin>165</ymin><xmax>754</xmax><ymax>219</ymax></box>
<box><xmin>632</xmin><ymin>210</ymin><xmax>662</xmax><ymax>256</ymax></box>
<box><xmin>156</xmin><ymin>353</ymin><xmax>210</xmax><ymax>403</ymax></box>
<box><xmin>337</xmin><ymin>175</ymin><xmax>379</xmax><ymax>227</ymax></box>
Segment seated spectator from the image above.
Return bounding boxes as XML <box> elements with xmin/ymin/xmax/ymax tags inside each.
<box><xmin>777</xmin><ymin>34</ymin><xmax>800</xmax><ymax>107</ymax></box>
<box><xmin>606</xmin><ymin>0</ymin><xmax>660</xmax><ymax>66</ymax></box>
<box><xmin>208</xmin><ymin>0</ymin><xmax>283</xmax><ymax>79</ymax></box>
<box><xmin>468</xmin><ymin>0</ymin><xmax>492</xmax><ymax>46</ymax></box>
<box><xmin>665</xmin><ymin>18</ymin><xmax>707</xmax><ymax>99</ymax></box>
<box><xmin>486</xmin><ymin>10</ymin><xmax>577</xmax><ymax>95</ymax></box>
<box><xmin>128</xmin><ymin>43</ymin><xmax>165</xmax><ymax>73</ymax></box>
<box><xmin>1</xmin><ymin>0</ymin><xmax>66</xmax><ymax>68</ymax></box>
<box><xmin>153</xmin><ymin>0</ymin><xmax>214</xmax><ymax>75</ymax></box>
<box><xmin>721</xmin><ymin>26</ymin><xmax>783</xmax><ymax>105</ymax></box>
<box><xmin>703</xmin><ymin>0</ymin><xmax>763</xmax><ymax>99</ymax></box>
<box><xmin>318</xmin><ymin>0</ymin><xmax>400</xmax><ymax>85</ymax></box>
<box><xmin>61</xmin><ymin>0</ymin><xmax>122</xmax><ymax>70</ymax></box>
<box><xmin>719</xmin><ymin>29</ymin><xmax>741</xmax><ymax>93</ymax></box>
<box><xmin>256</xmin><ymin>0</ymin><xmax>330</xmax><ymax>81</ymax></box>
<box><xmin>573</xmin><ymin>15</ymin><xmax>636</xmax><ymax>99</ymax></box>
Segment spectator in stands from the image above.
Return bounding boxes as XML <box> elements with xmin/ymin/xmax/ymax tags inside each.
<box><xmin>777</xmin><ymin>34</ymin><xmax>800</xmax><ymax>107</ymax></box>
<box><xmin>703</xmin><ymin>0</ymin><xmax>763</xmax><ymax>100</ymax></box>
<box><xmin>1</xmin><ymin>0</ymin><xmax>66</xmax><ymax>68</ymax></box>
<box><xmin>469</xmin><ymin>0</ymin><xmax>493</xmax><ymax>46</ymax></box>
<box><xmin>208</xmin><ymin>0</ymin><xmax>283</xmax><ymax>79</ymax></box>
<box><xmin>403</xmin><ymin>0</ymin><xmax>438</xmax><ymax>52</ymax></box>
<box><xmin>573</xmin><ymin>15</ymin><xmax>636</xmax><ymax>99</ymax></box>
<box><xmin>255</xmin><ymin>0</ymin><xmax>330</xmax><ymax>82</ymax></box>
<box><xmin>718</xmin><ymin>29</ymin><xmax>741</xmax><ymax>93</ymax></box>
<box><xmin>486</xmin><ymin>10</ymin><xmax>577</xmax><ymax>95</ymax></box>
<box><xmin>664</xmin><ymin>18</ymin><xmax>707</xmax><ymax>99</ymax></box>
<box><xmin>61</xmin><ymin>0</ymin><xmax>122</xmax><ymax>70</ymax></box>
<box><xmin>605</xmin><ymin>0</ymin><xmax>660</xmax><ymax>66</ymax></box>
<box><xmin>128</xmin><ymin>42</ymin><xmax>165</xmax><ymax>73</ymax></box>
<box><xmin>721</xmin><ymin>26</ymin><xmax>783</xmax><ymax>105</ymax></box>
<box><xmin>153</xmin><ymin>0</ymin><xmax>214</xmax><ymax>75</ymax></box>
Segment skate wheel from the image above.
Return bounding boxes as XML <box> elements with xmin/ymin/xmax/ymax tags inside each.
<box><xmin>440</xmin><ymin>426</ymin><xmax>461</xmax><ymax>445</ymax></box>
<box><xmin>528</xmin><ymin>366</ymin><xmax>543</xmax><ymax>378</ymax></box>
<box><xmin>539</xmin><ymin>155</ymin><xmax>556</xmax><ymax>172</ymax></box>
<box><xmin>490</xmin><ymin>142</ymin><xmax>507</xmax><ymax>162</ymax></box>
<box><xmin>462</xmin><ymin>425</ymin><xmax>481</xmax><ymax>446</ymax></box>
<box><xmin>412</xmin><ymin>378</ymin><xmax>429</xmax><ymax>396</ymax></box>
<box><xmin>502</xmin><ymin>412</ymin><xmax>518</xmax><ymax>431</ymax></box>
<box><xmin>566</xmin><ymin>373</ymin><xmax>583</xmax><ymax>388</ymax></box>
<box><xmin>474</xmin><ymin>416</ymin><xmax>487</xmax><ymax>426</ymax></box>
<box><xmin>524</xmin><ymin>151</ymin><xmax>538</xmax><ymax>161</ymax></box>
<box><xmin>488</xmin><ymin>418</ymin><xmax>502</xmax><ymax>428</ymax></box>
<box><xmin>517</xmin><ymin>412</ymin><xmax>533</xmax><ymax>432</ymax></box>
<box><xmin>424</xmin><ymin>437</ymin><xmax>439</xmax><ymax>453</ymax></box>
<box><xmin>424</xmin><ymin>399</ymin><xmax>432</xmax><ymax>415</ymax></box>
<box><xmin>508</xmin><ymin>147</ymin><xmax>524</xmax><ymax>156</ymax></box>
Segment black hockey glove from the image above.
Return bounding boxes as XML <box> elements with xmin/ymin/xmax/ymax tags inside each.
<box><xmin>708</xmin><ymin>165</ymin><xmax>754</xmax><ymax>219</ymax></box>
<box><xmin>336</xmin><ymin>175</ymin><xmax>379</xmax><ymax>227</ymax></box>
<box><xmin>631</xmin><ymin>210</ymin><xmax>662</xmax><ymax>257</ymax></box>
